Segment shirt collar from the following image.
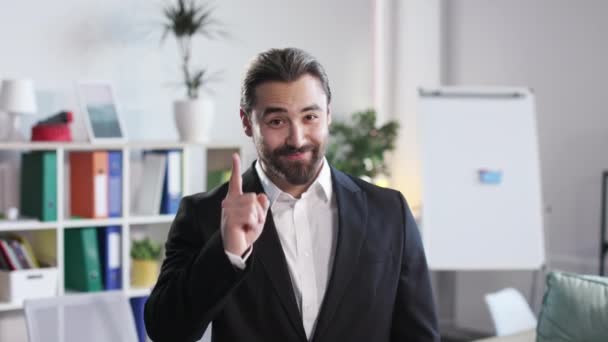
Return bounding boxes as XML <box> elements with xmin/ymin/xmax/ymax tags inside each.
<box><xmin>254</xmin><ymin>157</ymin><xmax>332</xmax><ymax>206</ymax></box>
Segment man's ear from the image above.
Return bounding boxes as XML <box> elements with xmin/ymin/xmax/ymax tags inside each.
<box><xmin>240</xmin><ymin>109</ymin><xmax>253</xmax><ymax>137</ymax></box>
<box><xmin>327</xmin><ymin>105</ymin><xmax>332</xmax><ymax>126</ymax></box>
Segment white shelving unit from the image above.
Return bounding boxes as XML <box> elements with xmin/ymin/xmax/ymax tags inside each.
<box><xmin>0</xmin><ymin>141</ymin><xmax>241</xmax><ymax>312</ymax></box>
<box><xmin>126</xmin><ymin>287</ymin><xmax>152</xmax><ymax>298</ymax></box>
<box><xmin>0</xmin><ymin>302</ymin><xmax>22</xmax><ymax>312</ymax></box>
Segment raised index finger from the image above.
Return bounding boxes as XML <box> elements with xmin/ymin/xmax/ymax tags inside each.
<box><xmin>227</xmin><ymin>153</ymin><xmax>243</xmax><ymax>196</ymax></box>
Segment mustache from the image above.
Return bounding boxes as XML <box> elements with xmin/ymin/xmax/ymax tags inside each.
<box><xmin>274</xmin><ymin>144</ymin><xmax>316</xmax><ymax>156</ymax></box>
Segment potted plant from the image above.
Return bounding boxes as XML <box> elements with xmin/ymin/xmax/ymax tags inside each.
<box><xmin>161</xmin><ymin>0</ymin><xmax>224</xmax><ymax>142</ymax></box>
<box><xmin>131</xmin><ymin>238</ymin><xmax>162</xmax><ymax>288</ymax></box>
<box><xmin>326</xmin><ymin>109</ymin><xmax>399</xmax><ymax>186</ymax></box>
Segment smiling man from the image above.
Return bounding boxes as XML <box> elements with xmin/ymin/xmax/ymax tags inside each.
<box><xmin>144</xmin><ymin>48</ymin><xmax>439</xmax><ymax>342</ymax></box>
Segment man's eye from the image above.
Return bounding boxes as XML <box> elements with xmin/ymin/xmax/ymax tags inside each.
<box><xmin>305</xmin><ymin>114</ymin><xmax>318</xmax><ymax>121</ymax></box>
<box><xmin>268</xmin><ymin>119</ymin><xmax>284</xmax><ymax>127</ymax></box>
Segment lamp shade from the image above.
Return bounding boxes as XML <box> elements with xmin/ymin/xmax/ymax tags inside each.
<box><xmin>0</xmin><ymin>79</ymin><xmax>38</xmax><ymax>115</ymax></box>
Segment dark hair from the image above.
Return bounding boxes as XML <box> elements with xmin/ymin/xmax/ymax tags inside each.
<box><xmin>240</xmin><ymin>47</ymin><xmax>332</xmax><ymax>116</ymax></box>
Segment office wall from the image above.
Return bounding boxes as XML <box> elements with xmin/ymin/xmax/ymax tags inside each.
<box><xmin>0</xmin><ymin>0</ymin><xmax>373</xmax><ymax>151</ymax></box>
<box><xmin>0</xmin><ymin>1</ymin><xmax>374</xmax><ymax>341</ymax></box>
<box><xmin>442</xmin><ymin>0</ymin><xmax>608</xmax><ymax>332</ymax></box>
<box><xmin>388</xmin><ymin>0</ymin><xmax>441</xmax><ymax>213</ymax></box>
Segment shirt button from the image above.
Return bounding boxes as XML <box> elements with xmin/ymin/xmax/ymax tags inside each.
<box><xmin>304</xmin><ymin>252</ymin><xmax>310</xmax><ymax>257</ymax></box>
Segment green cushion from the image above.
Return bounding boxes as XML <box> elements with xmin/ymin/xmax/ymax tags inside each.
<box><xmin>537</xmin><ymin>271</ymin><xmax>608</xmax><ymax>341</ymax></box>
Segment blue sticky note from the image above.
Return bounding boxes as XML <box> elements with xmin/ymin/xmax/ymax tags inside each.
<box><xmin>478</xmin><ymin>170</ymin><xmax>502</xmax><ymax>184</ymax></box>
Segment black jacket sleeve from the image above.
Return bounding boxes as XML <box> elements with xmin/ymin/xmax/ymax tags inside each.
<box><xmin>391</xmin><ymin>193</ymin><xmax>440</xmax><ymax>341</ymax></box>
<box><xmin>144</xmin><ymin>195</ymin><xmax>252</xmax><ymax>342</ymax></box>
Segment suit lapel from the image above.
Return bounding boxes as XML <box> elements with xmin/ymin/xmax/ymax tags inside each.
<box><xmin>241</xmin><ymin>165</ymin><xmax>307</xmax><ymax>341</ymax></box>
<box><xmin>312</xmin><ymin>167</ymin><xmax>368</xmax><ymax>341</ymax></box>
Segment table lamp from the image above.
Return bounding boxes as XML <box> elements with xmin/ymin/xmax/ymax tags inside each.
<box><xmin>0</xmin><ymin>79</ymin><xmax>38</xmax><ymax>141</ymax></box>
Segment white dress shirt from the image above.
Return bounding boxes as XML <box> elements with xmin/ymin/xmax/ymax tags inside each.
<box><xmin>225</xmin><ymin>158</ymin><xmax>338</xmax><ymax>340</ymax></box>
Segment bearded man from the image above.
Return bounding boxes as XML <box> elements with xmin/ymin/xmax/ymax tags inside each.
<box><xmin>145</xmin><ymin>47</ymin><xmax>439</xmax><ymax>342</ymax></box>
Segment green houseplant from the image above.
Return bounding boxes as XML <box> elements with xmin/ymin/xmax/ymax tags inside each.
<box><xmin>161</xmin><ymin>0</ymin><xmax>224</xmax><ymax>142</ymax></box>
<box><xmin>131</xmin><ymin>238</ymin><xmax>162</xmax><ymax>260</ymax></box>
<box><xmin>131</xmin><ymin>238</ymin><xmax>162</xmax><ymax>288</ymax></box>
<box><xmin>326</xmin><ymin>109</ymin><xmax>399</xmax><ymax>183</ymax></box>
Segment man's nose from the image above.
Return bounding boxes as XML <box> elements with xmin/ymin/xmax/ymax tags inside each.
<box><xmin>286</xmin><ymin>123</ymin><xmax>305</xmax><ymax>147</ymax></box>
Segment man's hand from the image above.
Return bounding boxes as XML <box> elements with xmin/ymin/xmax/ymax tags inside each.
<box><xmin>221</xmin><ymin>153</ymin><xmax>270</xmax><ymax>256</ymax></box>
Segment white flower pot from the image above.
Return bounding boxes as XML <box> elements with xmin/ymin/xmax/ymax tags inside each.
<box><xmin>173</xmin><ymin>98</ymin><xmax>214</xmax><ymax>143</ymax></box>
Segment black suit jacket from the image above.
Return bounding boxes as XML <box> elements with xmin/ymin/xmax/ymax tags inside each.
<box><xmin>145</xmin><ymin>163</ymin><xmax>439</xmax><ymax>342</ymax></box>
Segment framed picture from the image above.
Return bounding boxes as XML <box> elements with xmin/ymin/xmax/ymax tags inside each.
<box><xmin>76</xmin><ymin>81</ymin><xmax>127</xmax><ymax>143</ymax></box>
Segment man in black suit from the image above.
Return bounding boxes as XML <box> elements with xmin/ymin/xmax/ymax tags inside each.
<box><xmin>145</xmin><ymin>47</ymin><xmax>439</xmax><ymax>342</ymax></box>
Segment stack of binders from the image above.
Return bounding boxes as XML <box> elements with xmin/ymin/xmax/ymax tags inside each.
<box><xmin>20</xmin><ymin>151</ymin><xmax>57</xmax><ymax>222</ymax></box>
<box><xmin>69</xmin><ymin>151</ymin><xmax>122</xmax><ymax>219</ymax></box>
<box><xmin>130</xmin><ymin>295</ymin><xmax>149</xmax><ymax>342</ymax></box>
<box><xmin>64</xmin><ymin>226</ymin><xmax>122</xmax><ymax>292</ymax></box>
<box><xmin>135</xmin><ymin>150</ymin><xmax>182</xmax><ymax>216</ymax></box>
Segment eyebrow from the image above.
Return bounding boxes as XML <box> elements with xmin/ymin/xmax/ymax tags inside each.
<box><xmin>262</xmin><ymin>104</ymin><xmax>322</xmax><ymax>117</ymax></box>
<box><xmin>262</xmin><ymin>107</ymin><xmax>288</xmax><ymax>116</ymax></box>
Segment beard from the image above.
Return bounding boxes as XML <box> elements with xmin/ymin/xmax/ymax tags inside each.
<box><xmin>257</xmin><ymin>140</ymin><xmax>325</xmax><ymax>185</ymax></box>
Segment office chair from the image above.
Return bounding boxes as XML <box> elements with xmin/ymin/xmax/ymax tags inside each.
<box><xmin>485</xmin><ymin>288</ymin><xmax>537</xmax><ymax>336</ymax></box>
<box><xmin>24</xmin><ymin>291</ymin><xmax>139</xmax><ymax>342</ymax></box>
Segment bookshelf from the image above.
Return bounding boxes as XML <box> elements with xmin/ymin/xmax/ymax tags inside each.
<box><xmin>0</xmin><ymin>141</ymin><xmax>241</xmax><ymax>312</ymax></box>
<box><xmin>126</xmin><ymin>287</ymin><xmax>152</xmax><ymax>298</ymax></box>
<box><xmin>128</xmin><ymin>215</ymin><xmax>175</xmax><ymax>225</ymax></box>
<box><xmin>63</xmin><ymin>218</ymin><xmax>124</xmax><ymax>228</ymax></box>
<box><xmin>0</xmin><ymin>302</ymin><xmax>21</xmax><ymax>312</ymax></box>
<box><xmin>0</xmin><ymin>221</ymin><xmax>57</xmax><ymax>232</ymax></box>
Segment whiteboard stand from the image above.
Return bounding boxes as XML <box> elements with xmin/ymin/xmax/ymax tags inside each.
<box><xmin>599</xmin><ymin>171</ymin><xmax>608</xmax><ymax>276</ymax></box>
<box><xmin>417</xmin><ymin>87</ymin><xmax>547</xmax><ymax>335</ymax></box>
